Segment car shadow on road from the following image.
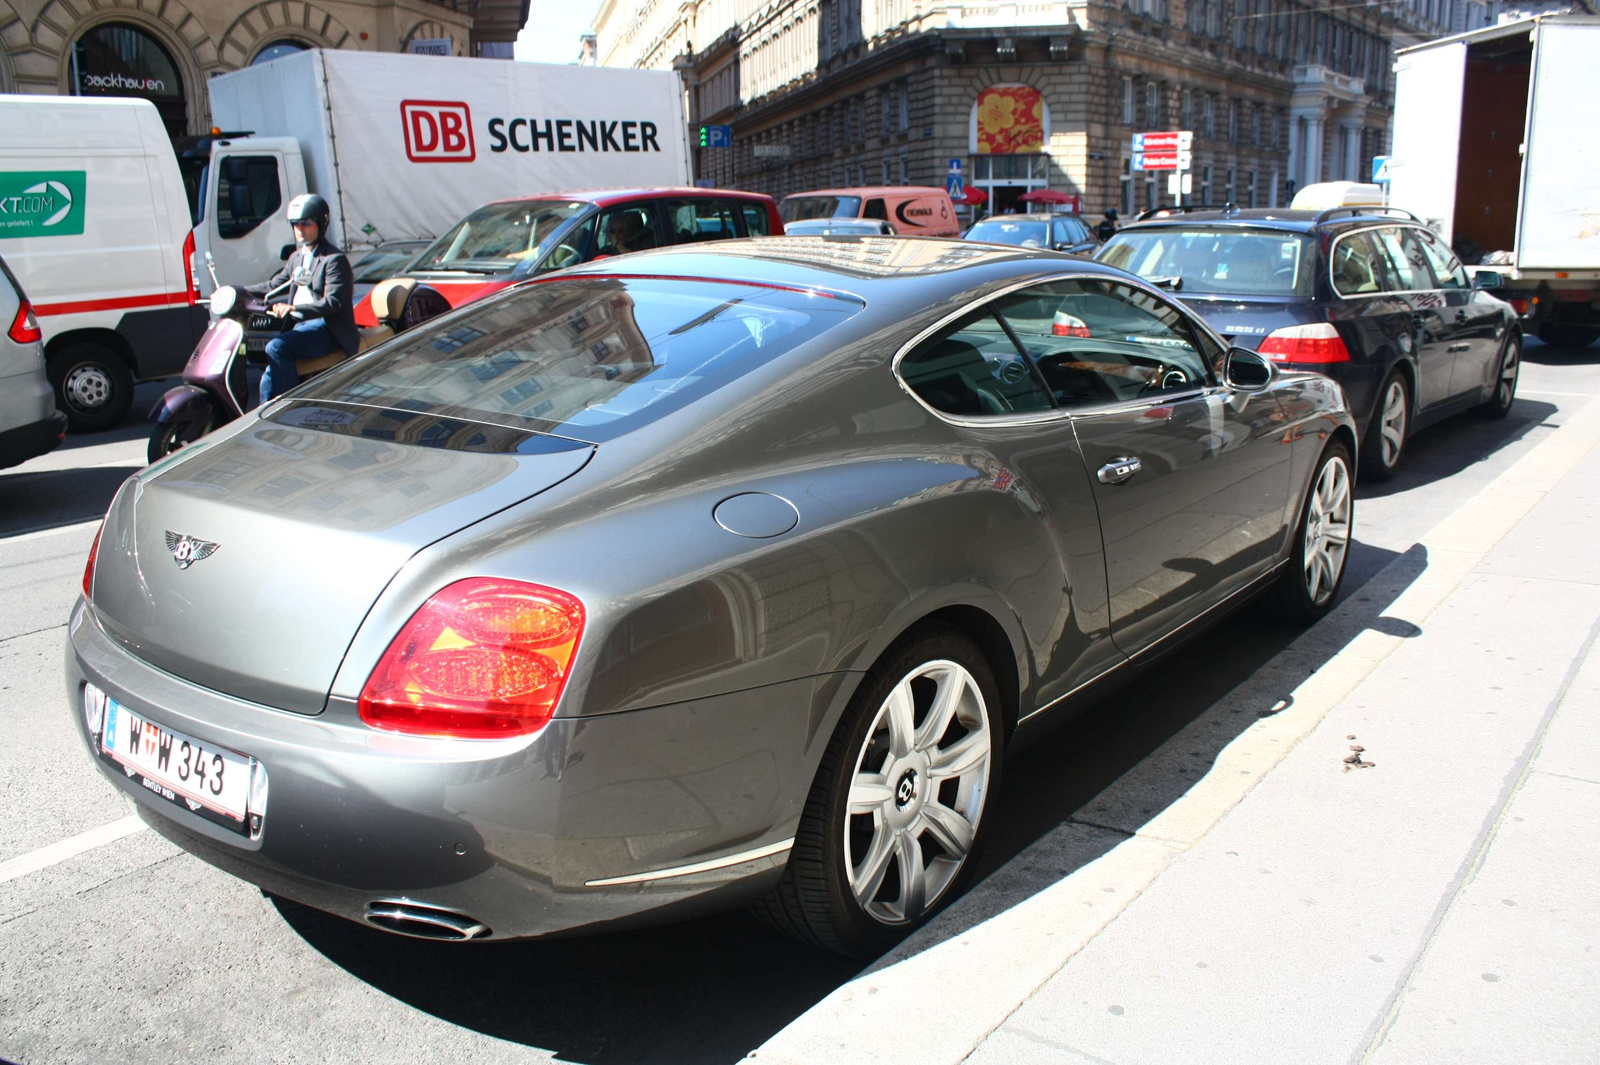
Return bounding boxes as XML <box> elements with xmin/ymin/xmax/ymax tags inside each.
<box><xmin>275</xmin><ymin>539</ymin><xmax>1415</xmax><ymax>1065</ymax></box>
<box><xmin>1522</xmin><ymin>337</ymin><xmax>1600</xmax><ymax>368</ymax></box>
<box><xmin>1355</xmin><ymin>397</ymin><xmax>1555</xmax><ymax>500</ymax></box>
<box><xmin>0</xmin><ymin>465</ymin><xmax>142</xmax><ymax>537</ymax></box>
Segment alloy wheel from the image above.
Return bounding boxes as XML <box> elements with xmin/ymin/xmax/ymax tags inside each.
<box><xmin>1303</xmin><ymin>455</ymin><xmax>1352</xmax><ymax>605</ymax></box>
<box><xmin>1498</xmin><ymin>342</ymin><xmax>1519</xmax><ymax>408</ymax></box>
<box><xmin>1378</xmin><ymin>379</ymin><xmax>1406</xmax><ymax>468</ymax></box>
<box><xmin>64</xmin><ymin>363</ymin><xmax>112</xmax><ymax>412</ymax></box>
<box><xmin>845</xmin><ymin>659</ymin><xmax>992</xmax><ymax>926</ymax></box>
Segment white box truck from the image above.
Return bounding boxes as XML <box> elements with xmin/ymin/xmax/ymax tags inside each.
<box><xmin>1389</xmin><ymin>15</ymin><xmax>1600</xmax><ymax>348</ymax></box>
<box><xmin>189</xmin><ymin>49</ymin><xmax>692</xmax><ymax>295</ymax></box>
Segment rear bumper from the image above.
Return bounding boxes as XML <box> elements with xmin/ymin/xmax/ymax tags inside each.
<box><xmin>0</xmin><ymin>409</ymin><xmax>67</xmax><ymax>470</ymax></box>
<box><xmin>65</xmin><ymin>600</ymin><xmax>817</xmax><ymax>940</ymax></box>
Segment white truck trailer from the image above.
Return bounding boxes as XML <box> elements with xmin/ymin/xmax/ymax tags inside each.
<box><xmin>1389</xmin><ymin>15</ymin><xmax>1600</xmax><ymax>347</ymax></box>
<box><xmin>189</xmin><ymin>49</ymin><xmax>692</xmax><ymax>293</ymax></box>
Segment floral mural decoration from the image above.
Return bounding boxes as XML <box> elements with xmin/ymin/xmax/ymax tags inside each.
<box><xmin>974</xmin><ymin>85</ymin><xmax>1046</xmax><ymax>155</ymax></box>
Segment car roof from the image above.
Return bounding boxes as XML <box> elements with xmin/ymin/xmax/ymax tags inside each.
<box><xmin>486</xmin><ymin>187</ymin><xmax>777</xmax><ymax>209</ymax></box>
<box><xmin>1116</xmin><ymin>207</ymin><xmax>1419</xmax><ymax>234</ymax></box>
<box><xmin>970</xmin><ymin>213</ymin><xmax>1083</xmax><ymax>222</ymax></box>
<box><xmin>785</xmin><ymin>187</ymin><xmax>948</xmax><ymax>198</ymax></box>
<box><xmin>540</xmin><ymin>235</ymin><xmax>1133</xmax><ymax>301</ymax></box>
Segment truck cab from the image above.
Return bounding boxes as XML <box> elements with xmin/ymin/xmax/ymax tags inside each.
<box><xmin>180</xmin><ymin>134</ymin><xmax>310</xmax><ymax>296</ymax></box>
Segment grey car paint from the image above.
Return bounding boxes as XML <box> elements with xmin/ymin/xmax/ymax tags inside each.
<box><xmin>68</xmin><ymin>237</ymin><xmax>1355</xmax><ymax>941</ymax></box>
<box><xmin>0</xmin><ymin>253</ymin><xmax>67</xmax><ymax>469</ymax></box>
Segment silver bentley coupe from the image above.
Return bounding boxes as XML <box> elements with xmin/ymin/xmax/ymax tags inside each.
<box><xmin>69</xmin><ymin>237</ymin><xmax>1356</xmax><ymax>956</ymax></box>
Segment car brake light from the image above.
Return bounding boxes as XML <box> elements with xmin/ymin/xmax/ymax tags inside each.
<box><xmin>8</xmin><ymin>299</ymin><xmax>41</xmax><ymax>344</ymax></box>
<box><xmin>182</xmin><ymin>230</ymin><xmax>201</xmax><ymax>305</ymax></box>
<box><xmin>1508</xmin><ymin>297</ymin><xmax>1529</xmax><ymax>316</ymax></box>
<box><xmin>359</xmin><ymin>578</ymin><xmax>585</xmax><ymax>739</ymax></box>
<box><xmin>1053</xmin><ymin>310</ymin><xmax>1090</xmax><ymax>337</ymax></box>
<box><xmin>83</xmin><ymin>522</ymin><xmax>104</xmax><ymax>600</ymax></box>
<box><xmin>1257</xmin><ymin>322</ymin><xmax>1351</xmax><ymax>364</ymax></box>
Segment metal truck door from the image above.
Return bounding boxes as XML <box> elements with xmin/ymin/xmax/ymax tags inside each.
<box><xmin>1388</xmin><ymin>41</ymin><xmax>1467</xmax><ymax>243</ymax></box>
<box><xmin>1518</xmin><ymin>23</ymin><xmax>1600</xmax><ymax>270</ymax></box>
<box><xmin>204</xmin><ymin>150</ymin><xmax>294</xmax><ymax>292</ymax></box>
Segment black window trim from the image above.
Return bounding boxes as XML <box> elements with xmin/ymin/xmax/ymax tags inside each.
<box><xmin>891</xmin><ymin>272</ymin><xmax>1228</xmax><ymax>428</ymax></box>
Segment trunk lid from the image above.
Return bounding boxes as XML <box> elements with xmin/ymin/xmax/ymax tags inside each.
<box><xmin>1175</xmin><ymin>294</ymin><xmax>1321</xmax><ymax>351</ymax></box>
<box><xmin>92</xmin><ymin>402</ymin><xmax>593</xmax><ymax>714</ymax></box>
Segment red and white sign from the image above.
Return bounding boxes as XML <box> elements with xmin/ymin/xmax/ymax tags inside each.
<box><xmin>1138</xmin><ymin>150</ymin><xmax>1193</xmax><ymax>171</ymax></box>
<box><xmin>1133</xmin><ymin>130</ymin><xmax>1194</xmax><ymax>152</ymax></box>
<box><xmin>401</xmin><ymin>100</ymin><xmax>476</xmax><ymax>163</ymax></box>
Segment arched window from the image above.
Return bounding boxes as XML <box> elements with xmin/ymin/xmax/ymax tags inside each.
<box><xmin>252</xmin><ymin>40</ymin><xmax>311</xmax><ymax>66</ymax></box>
<box><xmin>71</xmin><ymin>22</ymin><xmax>187</xmax><ymax>139</ymax></box>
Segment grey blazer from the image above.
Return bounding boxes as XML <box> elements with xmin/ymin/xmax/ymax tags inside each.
<box><xmin>247</xmin><ymin>238</ymin><xmax>359</xmax><ymax>355</ymax></box>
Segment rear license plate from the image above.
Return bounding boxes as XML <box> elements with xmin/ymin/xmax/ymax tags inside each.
<box><xmin>100</xmin><ymin>699</ymin><xmax>252</xmax><ymax>832</ymax></box>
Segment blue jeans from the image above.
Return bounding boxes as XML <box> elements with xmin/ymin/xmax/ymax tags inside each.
<box><xmin>260</xmin><ymin>319</ymin><xmax>339</xmax><ymax>404</ymax></box>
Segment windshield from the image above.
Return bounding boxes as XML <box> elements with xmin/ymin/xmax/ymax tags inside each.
<box><xmin>966</xmin><ymin>219</ymin><xmax>1050</xmax><ymax>248</ymax></box>
<box><xmin>352</xmin><ymin>246</ymin><xmax>424</xmax><ymax>284</ymax></box>
<box><xmin>411</xmin><ymin>200</ymin><xmax>591</xmax><ymax>275</ymax></box>
<box><xmin>1098</xmin><ymin>227</ymin><xmax>1316</xmax><ymax>297</ymax></box>
<box><xmin>781</xmin><ymin>196</ymin><xmax>863</xmax><ymax>224</ymax></box>
<box><xmin>296</xmin><ymin>277</ymin><xmax>865</xmax><ymax>443</ymax></box>
<box><xmin>180</xmin><ymin>157</ymin><xmax>208</xmax><ymax>225</ymax></box>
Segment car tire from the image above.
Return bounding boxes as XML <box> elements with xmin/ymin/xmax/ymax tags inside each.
<box><xmin>1268</xmin><ymin>438</ymin><xmax>1355</xmax><ymax>625</ymax></box>
<box><xmin>48</xmin><ymin>343</ymin><xmax>134</xmax><ymax>434</ymax></box>
<box><xmin>1474</xmin><ymin>335</ymin><xmax>1520</xmax><ymax>420</ymax></box>
<box><xmin>752</xmin><ymin>624</ymin><xmax>1004</xmax><ymax>957</ymax></box>
<box><xmin>1536</xmin><ymin>323</ymin><xmax>1600</xmax><ymax>349</ymax></box>
<box><xmin>1360</xmin><ymin>369</ymin><xmax>1409</xmax><ymax>483</ymax></box>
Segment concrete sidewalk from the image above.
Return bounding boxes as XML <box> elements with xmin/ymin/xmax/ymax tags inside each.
<box><xmin>754</xmin><ymin>394</ymin><xmax>1600</xmax><ymax>1065</ymax></box>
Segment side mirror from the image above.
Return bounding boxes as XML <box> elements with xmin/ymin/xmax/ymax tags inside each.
<box><xmin>1473</xmin><ymin>270</ymin><xmax>1504</xmax><ymax>290</ymax></box>
<box><xmin>280</xmin><ymin>244</ymin><xmax>295</xmax><ymax>262</ymax></box>
<box><xmin>1225</xmin><ymin>346</ymin><xmax>1274</xmax><ymax>391</ymax></box>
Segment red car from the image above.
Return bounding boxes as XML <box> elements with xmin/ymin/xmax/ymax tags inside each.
<box><xmin>354</xmin><ymin>188</ymin><xmax>784</xmax><ymax>327</ymax></box>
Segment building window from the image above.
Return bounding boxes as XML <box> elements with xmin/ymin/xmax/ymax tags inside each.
<box><xmin>1251</xmin><ymin>106</ymin><xmax>1261</xmax><ymax>146</ymax></box>
<box><xmin>1181</xmin><ymin>89</ymin><xmax>1194</xmax><ymax>132</ymax></box>
<box><xmin>1227</xmin><ymin>100</ymin><xmax>1238</xmax><ymax>143</ymax></box>
<box><xmin>1145</xmin><ymin>172</ymin><xmax>1158</xmax><ymax>211</ymax></box>
<box><xmin>1203</xmin><ymin>95</ymin><xmax>1216</xmax><ymax>139</ymax></box>
<box><xmin>882</xmin><ymin>160</ymin><xmax>891</xmax><ymax>184</ymax></box>
<box><xmin>898</xmin><ymin>81</ymin><xmax>910</xmax><ymax>131</ymax></box>
<box><xmin>1201</xmin><ymin>164</ymin><xmax>1213</xmax><ymax>203</ymax></box>
<box><xmin>1225</xmin><ymin>167</ymin><xmax>1236</xmax><ymax>204</ymax></box>
<box><xmin>1122</xmin><ymin>77</ymin><xmax>1136</xmax><ymax>125</ymax></box>
<box><xmin>71</xmin><ymin>22</ymin><xmax>188</xmax><ymax>140</ymax></box>
<box><xmin>1145</xmin><ymin>81</ymin><xmax>1160</xmax><ymax>129</ymax></box>
<box><xmin>899</xmin><ymin>153</ymin><xmax>909</xmax><ymax>184</ymax></box>
<box><xmin>1247</xmin><ymin>170</ymin><xmax>1258</xmax><ymax>207</ymax></box>
<box><xmin>881</xmin><ymin>87</ymin><xmax>891</xmax><ymax>136</ymax></box>
<box><xmin>1121</xmin><ymin>157</ymin><xmax>1133</xmax><ymax>215</ymax></box>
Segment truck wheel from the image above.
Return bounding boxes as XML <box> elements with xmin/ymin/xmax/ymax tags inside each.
<box><xmin>1360</xmin><ymin>370</ymin><xmax>1409</xmax><ymax>483</ymax></box>
<box><xmin>49</xmin><ymin>343</ymin><xmax>134</xmax><ymax>433</ymax></box>
<box><xmin>1475</xmin><ymin>336</ymin><xmax>1520</xmax><ymax>420</ymax></box>
<box><xmin>1537</xmin><ymin>324</ymin><xmax>1600</xmax><ymax>349</ymax></box>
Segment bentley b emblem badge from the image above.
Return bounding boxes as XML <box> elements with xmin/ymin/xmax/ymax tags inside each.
<box><xmin>165</xmin><ymin>531</ymin><xmax>220</xmax><ymax>569</ymax></box>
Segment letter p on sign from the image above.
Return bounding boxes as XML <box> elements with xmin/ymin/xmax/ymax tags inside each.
<box><xmin>401</xmin><ymin>100</ymin><xmax>475</xmax><ymax>162</ymax></box>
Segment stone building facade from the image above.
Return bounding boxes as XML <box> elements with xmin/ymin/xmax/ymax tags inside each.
<box><xmin>593</xmin><ymin>0</ymin><xmax>1491</xmax><ymax>217</ymax></box>
<box><xmin>0</xmin><ymin>0</ymin><xmax>523</xmax><ymax>141</ymax></box>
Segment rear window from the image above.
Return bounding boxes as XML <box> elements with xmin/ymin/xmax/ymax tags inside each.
<box><xmin>295</xmin><ymin>277</ymin><xmax>863</xmax><ymax>443</ymax></box>
<box><xmin>1098</xmin><ymin>227</ymin><xmax>1316</xmax><ymax>297</ymax></box>
<box><xmin>967</xmin><ymin>219</ymin><xmax>1050</xmax><ymax>248</ymax></box>
<box><xmin>781</xmin><ymin>195</ymin><xmax>863</xmax><ymax>223</ymax></box>
<box><xmin>412</xmin><ymin>200</ymin><xmax>591</xmax><ymax>275</ymax></box>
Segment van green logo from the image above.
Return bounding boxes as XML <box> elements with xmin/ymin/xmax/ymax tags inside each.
<box><xmin>0</xmin><ymin>171</ymin><xmax>87</xmax><ymax>238</ymax></box>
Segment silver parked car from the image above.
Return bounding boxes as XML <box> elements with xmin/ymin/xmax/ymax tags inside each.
<box><xmin>0</xmin><ymin>254</ymin><xmax>66</xmax><ymax>470</ymax></box>
<box><xmin>69</xmin><ymin>237</ymin><xmax>1356</xmax><ymax>956</ymax></box>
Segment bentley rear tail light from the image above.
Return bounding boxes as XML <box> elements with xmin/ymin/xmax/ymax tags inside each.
<box><xmin>1257</xmin><ymin>322</ymin><xmax>1351</xmax><ymax>364</ymax></box>
<box><xmin>82</xmin><ymin>521</ymin><xmax>104</xmax><ymax>600</ymax></box>
<box><xmin>359</xmin><ymin>578</ymin><xmax>586</xmax><ymax>739</ymax></box>
<box><xmin>8</xmin><ymin>299</ymin><xmax>41</xmax><ymax>344</ymax></box>
<box><xmin>1052</xmin><ymin>310</ymin><xmax>1091</xmax><ymax>337</ymax></box>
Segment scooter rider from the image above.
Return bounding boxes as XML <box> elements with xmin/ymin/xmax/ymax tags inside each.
<box><xmin>1095</xmin><ymin>209</ymin><xmax>1120</xmax><ymax>242</ymax></box>
<box><xmin>246</xmin><ymin>193</ymin><xmax>358</xmax><ymax>404</ymax></box>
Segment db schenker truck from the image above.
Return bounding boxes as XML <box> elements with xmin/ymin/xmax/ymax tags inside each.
<box><xmin>1389</xmin><ymin>15</ymin><xmax>1600</xmax><ymax>348</ymax></box>
<box><xmin>184</xmin><ymin>49</ymin><xmax>692</xmax><ymax>295</ymax></box>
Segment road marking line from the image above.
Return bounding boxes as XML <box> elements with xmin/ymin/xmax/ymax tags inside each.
<box><xmin>0</xmin><ymin>815</ymin><xmax>147</xmax><ymax>885</ymax></box>
<box><xmin>0</xmin><ymin>518</ymin><xmax>102</xmax><ymax>545</ymax></box>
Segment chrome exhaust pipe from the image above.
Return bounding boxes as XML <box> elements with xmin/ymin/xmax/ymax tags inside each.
<box><xmin>364</xmin><ymin>900</ymin><xmax>490</xmax><ymax>941</ymax></box>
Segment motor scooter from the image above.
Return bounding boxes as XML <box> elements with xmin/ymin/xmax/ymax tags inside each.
<box><xmin>147</xmin><ymin>255</ymin><xmax>436</xmax><ymax>463</ymax></box>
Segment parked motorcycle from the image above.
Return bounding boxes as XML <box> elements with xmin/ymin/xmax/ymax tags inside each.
<box><xmin>147</xmin><ymin>258</ymin><xmax>444</xmax><ymax>464</ymax></box>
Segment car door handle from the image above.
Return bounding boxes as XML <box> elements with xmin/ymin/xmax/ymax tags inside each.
<box><xmin>1097</xmin><ymin>457</ymin><xmax>1142</xmax><ymax>484</ymax></box>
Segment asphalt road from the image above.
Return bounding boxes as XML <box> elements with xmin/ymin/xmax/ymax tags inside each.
<box><xmin>3</xmin><ymin>343</ymin><xmax>1597</xmax><ymax>1065</ymax></box>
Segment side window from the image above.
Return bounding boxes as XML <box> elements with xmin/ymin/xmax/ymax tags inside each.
<box><xmin>1330</xmin><ymin>231</ymin><xmax>1392</xmax><ymax>296</ymax></box>
<box><xmin>590</xmin><ymin>205</ymin><xmax>660</xmax><ymax>259</ymax></box>
<box><xmin>1051</xmin><ymin>219</ymin><xmax>1073</xmax><ymax>246</ymax></box>
<box><xmin>1373</xmin><ymin>226</ymin><xmax>1430</xmax><ymax>292</ymax></box>
<box><xmin>1413</xmin><ymin>228</ymin><xmax>1468</xmax><ymax>290</ymax></box>
<box><xmin>740</xmin><ymin>203</ymin><xmax>771</xmax><ymax>236</ymax></box>
<box><xmin>659</xmin><ymin>198</ymin><xmax>741</xmax><ymax>246</ymax></box>
<box><xmin>214</xmin><ymin>156</ymin><xmax>282</xmax><ymax>240</ymax></box>
<box><xmin>862</xmin><ymin>198</ymin><xmax>889</xmax><ymax>221</ymax></box>
<box><xmin>993</xmin><ymin>280</ymin><xmax>1212</xmax><ymax>408</ymax></box>
<box><xmin>535</xmin><ymin>215</ymin><xmax>596</xmax><ymax>274</ymax></box>
<box><xmin>898</xmin><ymin>311</ymin><xmax>1053</xmax><ymax>417</ymax></box>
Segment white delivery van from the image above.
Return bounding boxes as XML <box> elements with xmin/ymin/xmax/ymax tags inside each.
<box><xmin>0</xmin><ymin>96</ymin><xmax>205</xmax><ymax>432</ymax></box>
<box><xmin>190</xmin><ymin>49</ymin><xmax>693</xmax><ymax>293</ymax></box>
<box><xmin>1390</xmin><ymin>15</ymin><xmax>1600</xmax><ymax>347</ymax></box>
